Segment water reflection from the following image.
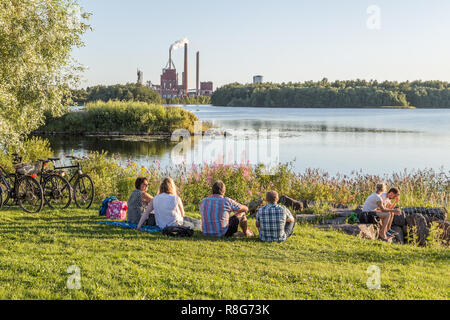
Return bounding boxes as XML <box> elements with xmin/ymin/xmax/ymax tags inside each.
<box><xmin>45</xmin><ymin>106</ymin><xmax>450</xmax><ymax>175</ymax></box>
<box><xmin>47</xmin><ymin>135</ymin><xmax>173</xmax><ymax>159</ymax></box>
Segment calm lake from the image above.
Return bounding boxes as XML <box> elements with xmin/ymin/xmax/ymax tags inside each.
<box><xmin>48</xmin><ymin>106</ymin><xmax>450</xmax><ymax>175</ymax></box>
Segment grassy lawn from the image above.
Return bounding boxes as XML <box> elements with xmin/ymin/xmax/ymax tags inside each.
<box><xmin>0</xmin><ymin>206</ymin><xmax>448</xmax><ymax>300</ymax></box>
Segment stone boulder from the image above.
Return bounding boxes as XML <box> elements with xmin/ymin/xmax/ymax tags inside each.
<box><xmin>405</xmin><ymin>213</ymin><xmax>429</xmax><ymax>246</ymax></box>
<box><xmin>393</xmin><ymin>212</ymin><xmax>407</xmax><ymax>227</ymax></box>
<box><xmin>426</xmin><ymin>208</ymin><xmax>448</xmax><ymax>223</ymax></box>
<box><xmin>315</xmin><ymin>224</ymin><xmax>380</xmax><ymax>241</ymax></box>
<box><xmin>434</xmin><ymin>221</ymin><xmax>450</xmax><ymax>246</ymax></box>
<box><xmin>279</xmin><ymin>196</ymin><xmax>305</xmax><ymax>212</ymax></box>
<box><xmin>247</xmin><ymin>199</ymin><xmax>263</xmax><ymax>216</ymax></box>
<box><xmin>402</xmin><ymin>207</ymin><xmax>448</xmax><ymax>225</ymax></box>
<box><xmin>296</xmin><ymin>214</ymin><xmax>328</xmax><ymax>224</ymax></box>
<box><xmin>391</xmin><ymin>226</ymin><xmax>405</xmax><ymax>245</ymax></box>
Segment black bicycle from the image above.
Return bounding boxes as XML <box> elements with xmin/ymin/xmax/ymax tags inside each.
<box><xmin>53</xmin><ymin>155</ymin><xmax>95</xmax><ymax>209</ymax></box>
<box><xmin>0</xmin><ymin>154</ymin><xmax>44</xmax><ymax>213</ymax></box>
<box><xmin>37</xmin><ymin>158</ymin><xmax>72</xmax><ymax>210</ymax></box>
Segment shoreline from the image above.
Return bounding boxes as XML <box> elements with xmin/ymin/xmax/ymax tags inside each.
<box><xmin>32</xmin><ymin>131</ymin><xmax>173</xmax><ymax>138</ymax></box>
<box><xmin>32</xmin><ymin>131</ymin><xmax>226</xmax><ymax>138</ymax></box>
<box><xmin>209</xmin><ymin>105</ymin><xmax>421</xmax><ymax>109</ymax></box>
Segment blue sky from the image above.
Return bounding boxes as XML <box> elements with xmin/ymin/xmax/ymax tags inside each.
<box><xmin>73</xmin><ymin>0</ymin><xmax>450</xmax><ymax>88</ymax></box>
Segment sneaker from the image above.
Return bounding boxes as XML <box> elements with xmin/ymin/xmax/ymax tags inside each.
<box><xmin>387</xmin><ymin>229</ymin><xmax>399</xmax><ymax>237</ymax></box>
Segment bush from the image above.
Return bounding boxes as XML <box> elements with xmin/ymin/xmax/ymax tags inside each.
<box><xmin>38</xmin><ymin>101</ymin><xmax>203</xmax><ymax>134</ymax></box>
<box><xmin>76</xmin><ymin>153</ymin><xmax>449</xmax><ymax>214</ymax></box>
<box><xmin>0</xmin><ymin>137</ymin><xmax>53</xmax><ymax>172</ymax></box>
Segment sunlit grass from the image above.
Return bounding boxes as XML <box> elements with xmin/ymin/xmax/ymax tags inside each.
<box><xmin>0</xmin><ymin>206</ymin><xmax>448</xmax><ymax>300</ymax></box>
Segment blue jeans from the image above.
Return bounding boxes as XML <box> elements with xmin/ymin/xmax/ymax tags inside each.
<box><xmin>182</xmin><ymin>216</ymin><xmax>202</xmax><ymax>231</ymax></box>
<box><xmin>285</xmin><ymin>221</ymin><xmax>295</xmax><ymax>239</ymax></box>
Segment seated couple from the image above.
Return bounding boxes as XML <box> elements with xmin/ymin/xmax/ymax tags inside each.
<box><xmin>201</xmin><ymin>181</ymin><xmax>296</xmax><ymax>243</ymax></box>
<box><xmin>362</xmin><ymin>183</ymin><xmax>401</xmax><ymax>241</ymax></box>
<box><xmin>127</xmin><ymin>177</ymin><xmax>199</xmax><ymax>230</ymax></box>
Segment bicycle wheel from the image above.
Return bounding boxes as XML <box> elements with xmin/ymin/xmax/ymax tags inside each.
<box><xmin>0</xmin><ymin>188</ymin><xmax>3</xmax><ymax>211</ymax></box>
<box><xmin>43</xmin><ymin>174</ymin><xmax>72</xmax><ymax>209</ymax></box>
<box><xmin>0</xmin><ymin>174</ymin><xmax>14</xmax><ymax>206</ymax></box>
<box><xmin>16</xmin><ymin>176</ymin><xmax>44</xmax><ymax>213</ymax></box>
<box><xmin>74</xmin><ymin>174</ymin><xmax>94</xmax><ymax>209</ymax></box>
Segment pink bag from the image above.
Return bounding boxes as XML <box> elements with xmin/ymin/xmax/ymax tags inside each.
<box><xmin>106</xmin><ymin>201</ymin><xmax>128</xmax><ymax>220</ymax></box>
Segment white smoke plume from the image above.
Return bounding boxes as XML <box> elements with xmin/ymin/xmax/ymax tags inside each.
<box><xmin>170</xmin><ymin>38</ymin><xmax>189</xmax><ymax>52</ymax></box>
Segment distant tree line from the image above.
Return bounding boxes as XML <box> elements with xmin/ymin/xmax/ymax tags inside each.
<box><xmin>211</xmin><ymin>79</ymin><xmax>450</xmax><ymax>108</ymax></box>
<box><xmin>166</xmin><ymin>96</ymin><xmax>211</xmax><ymax>105</ymax></box>
<box><xmin>71</xmin><ymin>84</ymin><xmax>163</xmax><ymax>105</ymax></box>
<box><xmin>71</xmin><ymin>84</ymin><xmax>212</xmax><ymax>106</ymax></box>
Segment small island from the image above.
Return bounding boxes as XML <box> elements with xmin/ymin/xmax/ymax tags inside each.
<box><xmin>211</xmin><ymin>79</ymin><xmax>450</xmax><ymax>109</ymax></box>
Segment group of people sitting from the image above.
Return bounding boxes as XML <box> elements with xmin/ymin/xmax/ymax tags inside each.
<box><xmin>127</xmin><ymin>177</ymin><xmax>401</xmax><ymax>243</ymax></box>
<box><xmin>127</xmin><ymin>177</ymin><xmax>296</xmax><ymax>243</ymax></box>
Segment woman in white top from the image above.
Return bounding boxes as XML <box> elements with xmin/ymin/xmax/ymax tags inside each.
<box><xmin>137</xmin><ymin>178</ymin><xmax>202</xmax><ymax>230</ymax></box>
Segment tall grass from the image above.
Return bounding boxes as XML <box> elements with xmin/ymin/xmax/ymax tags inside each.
<box><xmin>38</xmin><ymin>101</ymin><xmax>201</xmax><ymax>134</ymax></box>
<box><xmin>79</xmin><ymin>152</ymin><xmax>449</xmax><ymax>213</ymax></box>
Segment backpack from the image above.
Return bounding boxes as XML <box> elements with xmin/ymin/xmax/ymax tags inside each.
<box><xmin>162</xmin><ymin>226</ymin><xmax>194</xmax><ymax>238</ymax></box>
<box><xmin>347</xmin><ymin>212</ymin><xmax>360</xmax><ymax>225</ymax></box>
<box><xmin>99</xmin><ymin>196</ymin><xmax>119</xmax><ymax>217</ymax></box>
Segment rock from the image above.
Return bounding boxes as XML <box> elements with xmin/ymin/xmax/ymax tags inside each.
<box><xmin>393</xmin><ymin>212</ymin><xmax>407</xmax><ymax>227</ymax></box>
<box><xmin>391</xmin><ymin>226</ymin><xmax>405</xmax><ymax>245</ymax></box>
<box><xmin>315</xmin><ymin>224</ymin><xmax>380</xmax><ymax>241</ymax></box>
<box><xmin>247</xmin><ymin>199</ymin><xmax>263</xmax><ymax>216</ymax></box>
<box><xmin>426</xmin><ymin>208</ymin><xmax>448</xmax><ymax>222</ymax></box>
<box><xmin>279</xmin><ymin>196</ymin><xmax>304</xmax><ymax>212</ymax></box>
<box><xmin>433</xmin><ymin>221</ymin><xmax>450</xmax><ymax>246</ymax></box>
<box><xmin>405</xmin><ymin>213</ymin><xmax>429</xmax><ymax>246</ymax></box>
<box><xmin>296</xmin><ymin>214</ymin><xmax>328</xmax><ymax>224</ymax></box>
<box><xmin>334</xmin><ymin>210</ymin><xmax>354</xmax><ymax>218</ymax></box>
<box><xmin>323</xmin><ymin>217</ymin><xmax>348</xmax><ymax>225</ymax></box>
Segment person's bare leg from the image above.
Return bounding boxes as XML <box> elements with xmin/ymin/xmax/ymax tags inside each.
<box><xmin>378</xmin><ymin>213</ymin><xmax>390</xmax><ymax>239</ymax></box>
<box><xmin>387</xmin><ymin>213</ymin><xmax>395</xmax><ymax>232</ymax></box>
<box><xmin>236</xmin><ymin>213</ymin><xmax>253</xmax><ymax>237</ymax></box>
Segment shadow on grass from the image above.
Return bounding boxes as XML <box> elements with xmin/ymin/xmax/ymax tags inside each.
<box><xmin>2</xmin><ymin>208</ymin><xmax>449</xmax><ymax>266</ymax></box>
<box><xmin>0</xmin><ymin>212</ymin><xmax>262</xmax><ymax>244</ymax></box>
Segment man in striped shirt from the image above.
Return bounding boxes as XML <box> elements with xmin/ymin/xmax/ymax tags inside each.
<box><xmin>200</xmin><ymin>181</ymin><xmax>254</xmax><ymax>238</ymax></box>
<box><xmin>256</xmin><ymin>191</ymin><xmax>296</xmax><ymax>243</ymax></box>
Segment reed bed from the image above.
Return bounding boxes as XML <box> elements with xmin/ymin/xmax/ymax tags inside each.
<box><xmin>39</xmin><ymin>101</ymin><xmax>201</xmax><ymax>134</ymax></box>
<box><xmin>80</xmin><ymin>152</ymin><xmax>449</xmax><ymax>212</ymax></box>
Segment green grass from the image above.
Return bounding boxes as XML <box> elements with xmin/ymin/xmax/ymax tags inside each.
<box><xmin>0</xmin><ymin>206</ymin><xmax>448</xmax><ymax>300</ymax></box>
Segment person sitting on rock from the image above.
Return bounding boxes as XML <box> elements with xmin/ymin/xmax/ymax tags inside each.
<box><xmin>362</xmin><ymin>184</ymin><xmax>402</xmax><ymax>241</ymax></box>
<box><xmin>256</xmin><ymin>191</ymin><xmax>296</xmax><ymax>243</ymax></box>
<box><xmin>200</xmin><ymin>181</ymin><xmax>254</xmax><ymax>238</ymax></box>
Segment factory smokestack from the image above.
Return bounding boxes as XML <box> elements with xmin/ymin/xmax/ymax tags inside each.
<box><xmin>183</xmin><ymin>43</ymin><xmax>188</xmax><ymax>96</ymax></box>
<box><xmin>196</xmin><ymin>51</ymin><xmax>200</xmax><ymax>96</ymax></box>
<box><xmin>170</xmin><ymin>38</ymin><xmax>189</xmax><ymax>52</ymax></box>
<box><xmin>166</xmin><ymin>38</ymin><xmax>189</xmax><ymax>70</ymax></box>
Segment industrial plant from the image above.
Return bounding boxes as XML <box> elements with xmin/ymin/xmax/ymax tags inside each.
<box><xmin>140</xmin><ymin>39</ymin><xmax>214</xmax><ymax>99</ymax></box>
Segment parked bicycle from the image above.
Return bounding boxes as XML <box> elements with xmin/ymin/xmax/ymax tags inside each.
<box><xmin>0</xmin><ymin>154</ymin><xmax>44</xmax><ymax>213</ymax></box>
<box><xmin>36</xmin><ymin>158</ymin><xmax>72</xmax><ymax>210</ymax></box>
<box><xmin>53</xmin><ymin>155</ymin><xmax>95</xmax><ymax>209</ymax></box>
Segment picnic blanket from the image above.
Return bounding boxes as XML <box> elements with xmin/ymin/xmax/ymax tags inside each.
<box><xmin>97</xmin><ymin>221</ymin><xmax>162</xmax><ymax>233</ymax></box>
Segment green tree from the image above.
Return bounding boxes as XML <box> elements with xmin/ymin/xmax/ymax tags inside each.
<box><xmin>0</xmin><ymin>0</ymin><xmax>90</xmax><ymax>148</ymax></box>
